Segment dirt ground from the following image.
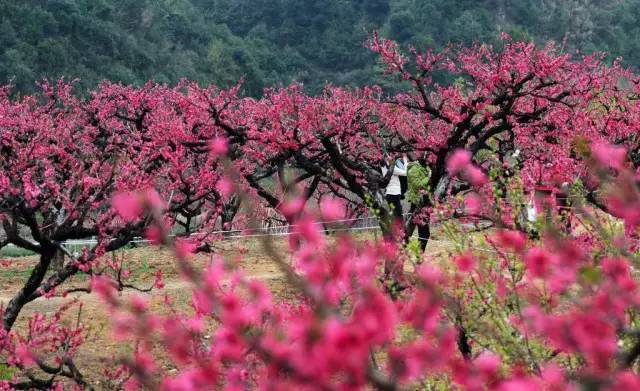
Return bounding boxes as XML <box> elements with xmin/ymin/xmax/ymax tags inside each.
<box><xmin>0</xmin><ymin>232</ymin><xmax>454</xmax><ymax>387</ymax></box>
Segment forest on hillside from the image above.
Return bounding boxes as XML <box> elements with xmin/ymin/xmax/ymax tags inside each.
<box><xmin>1</xmin><ymin>0</ymin><xmax>638</xmax><ymax>95</ymax></box>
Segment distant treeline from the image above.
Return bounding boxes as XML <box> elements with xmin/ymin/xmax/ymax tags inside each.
<box><xmin>1</xmin><ymin>0</ymin><xmax>638</xmax><ymax>96</ymax></box>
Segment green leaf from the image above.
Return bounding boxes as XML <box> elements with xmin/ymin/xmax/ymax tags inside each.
<box><xmin>580</xmin><ymin>265</ymin><xmax>601</xmax><ymax>284</ymax></box>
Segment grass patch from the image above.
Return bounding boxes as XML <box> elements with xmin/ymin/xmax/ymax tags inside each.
<box><xmin>0</xmin><ymin>363</ymin><xmax>15</xmax><ymax>381</ymax></box>
<box><xmin>0</xmin><ymin>267</ymin><xmax>33</xmax><ymax>280</ymax></box>
<box><xmin>0</xmin><ymin>246</ymin><xmax>36</xmax><ymax>258</ymax></box>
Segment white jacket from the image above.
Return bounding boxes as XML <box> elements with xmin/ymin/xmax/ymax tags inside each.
<box><xmin>381</xmin><ymin>157</ymin><xmax>407</xmax><ymax>195</ymax></box>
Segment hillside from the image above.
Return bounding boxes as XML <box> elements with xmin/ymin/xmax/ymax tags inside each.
<box><xmin>1</xmin><ymin>0</ymin><xmax>638</xmax><ymax>95</ymax></box>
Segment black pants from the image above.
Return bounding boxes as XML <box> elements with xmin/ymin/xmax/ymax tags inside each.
<box><xmin>418</xmin><ymin>223</ymin><xmax>430</xmax><ymax>252</ymax></box>
<box><xmin>385</xmin><ymin>194</ymin><xmax>403</xmax><ymax>219</ymax></box>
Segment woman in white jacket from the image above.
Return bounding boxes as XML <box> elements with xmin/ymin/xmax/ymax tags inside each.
<box><xmin>381</xmin><ymin>154</ymin><xmax>408</xmax><ymax>220</ymax></box>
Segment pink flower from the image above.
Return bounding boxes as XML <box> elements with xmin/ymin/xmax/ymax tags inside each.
<box><xmin>464</xmin><ymin>165</ymin><xmax>488</xmax><ymax>186</ymax></box>
<box><xmin>209</xmin><ymin>136</ymin><xmax>229</xmax><ymax>157</ymax></box>
<box><xmin>175</xmin><ymin>238</ymin><xmax>197</xmax><ymax>259</ymax></box>
<box><xmin>203</xmin><ymin>262</ymin><xmax>225</xmax><ymax>291</ymax></box>
<box><xmin>474</xmin><ymin>351</ymin><xmax>501</xmax><ymax>377</ymax></box>
<box><xmin>279</xmin><ymin>197</ymin><xmax>305</xmax><ymax>219</ymax></box>
<box><xmin>494</xmin><ymin>230</ymin><xmax>527</xmax><ymax>252</ymax></box>
<box><xmin>525</xmin><ymin>247</ymin><xmax>553</xmax><ymax>279</ymax></box>
<box><xmin>601</xmin><ymin>257</ymin><xmax>633</xmax><ymax>287</ymax></box>
<box><xmin>217</xmin><ymin>177</ymin><xmax>234</xmax><ymax>198</ymax></box>
<box><xmin>91</xmin><ymin>275</ymin><xmax>117</xmax><ymax>304</ymax></box>
<box><xmin>112</xmin><ymin>192</ymin><xmax>142</xmax><ymax>222</ymax></box>
<box><xmin>454</xmin><ymin>252</ymin><xmax>476</xmax><ymax>272</ymax></box>
<box><xmin>417</xmin><ymin>264</ymin><xmax>443</xmax><ymax>285</ymax></box>
<box><xmin>154</xmin><ymin>270</ymin><xmax>165</xmax><ymax>289</ymax></box>
<box><xmin>15</xmin><ymin>343</ymin><xmax>36</xmax><ymax>367</ymax></box>
<box><xmin>144</xmin><ymin>188</ymin><xmax>165</xmax><ymax>210</ymax></box>
<box><xmin>144</xmin><ymin>225</ymin><xmax>163</xmax><ymax>245</ymax></box>
<box><xmin>592</xmin><ymin>142</ymin><xmax>627</xmax><ymax>170</ymax></box>
<box><xmin>610</xmin><ymin>371</ymin><xmax>640</xmax><ymax>389</ymax></box>
<box><xmin>320</xmin><ymin>198</ymin><xmax>345</xmax><ymax>221</ymax></box>
<box><xmin>464</xmin><ymin>193</ymin><xmax>482</xmax><ymax>215</ymax></box>
<box><xmin>187</xmin><ymin>315</ymin><xmax>204</xmax><ymax>333</ymax></box>
<box><xmin>446</xmin><ymin>149</ymin><xmax>471</xmax><ymax>175</ymax></box>
<box><xmin>129</xmin><ymin>295</ymin><xmax>148</xmax><ymax>312</ymax></box>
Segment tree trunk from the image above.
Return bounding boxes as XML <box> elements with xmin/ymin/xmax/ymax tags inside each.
<box><xmin>3</xmin><ymin>252</ymin><xmax>54</xmax><ymax>331</ymax></box>
<box><xmin>51</xmin><ymin>249</ymin><xmax>65</xmax><ymax>272</ymax></box>
<box><xmin>221</xmin><ymin>196</ymin><xmax>241</xmax><ymax>238</ymax></box>
<box><xmin>184</xmin><ymin>215</ymin><xmax>192</xmax><ymax>236</ymax></box>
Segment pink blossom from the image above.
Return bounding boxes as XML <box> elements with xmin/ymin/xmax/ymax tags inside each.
<box><xmin>475</xmin><ymin>351</ymin><xmax>501</xmax><ymax>377</ymax></box>
<box><xmin>319</xmin><ymin>197</ymin><xmax>346</xmax><ymax>221</ymax></box>
<box><xmin>209</xmin><ymin>136</ymin><xmax>229</xmax><ymax>156</ymax></box>
<box><xmin>525</xmin><ymin>247</ymin><xmax>553</xmax><ymax>279</ymax></box>
<box><xmin>464</xmin><ymin>193</ymin><xmax>482</xmax><ymax>215</ymax></box>
<box><xmin>279</xmin><ymin>197</ymin><xmax>306</xmax><ymax>219</ymax></box>
<box><xmin>592</xmin><ymin>142</ymin><xmax>627</xmax><ymax>170</ymax></box>
<box><xmin>454</xmin><ymin>252</ymin><xmax>477</xmax><ymax>272</ymax></box>
<box><xmin>494</xmin><ymin>230</ymin><xmax>527</xmax><ymax>252</ymax></box>
<box><xmin>217</xmin><ymin>176</ymin><xmax>234</xmax><ymax>198</ymax></box>
<box><xmin>15</xmin><ymin>343</ymin><xmax>35</xmax><ymax>367</ymax></box>
<box><xmin>112</xmin><ymin>192</ymin><xmax>143</xmax><ymax>222</ymax></box>
<box><xmin>153</xmin><ymin>270</ymin><xmax>165</xmax><ymax>289</ymax></box>
<box><xmin>464</xmin><ymin>165</ymin><xmax>488</xmax><ymax>186</ymax></box>
<box><xmin>129</xmin><ymin>295</ymin><xmax>148</xmax><ymax>312</ymax></box>
<box><xmin>143</xmin><ymin>188</ymin><xmax>165</xmax><ymax>210</ymax></box>
<box><xmin>91</xmin><ymin>275</ymin><xmax>117</xmax><ymax>304</ymax></box>
<box><xmin>446</xmin><ymin>149</ymin><xmax>471</xmax><ymax>175</ymax></box>
<box><xmin>175</xmin><ymin>238</ymin><xmax>197</xmax><ymax>259</ymax></box>
<box><xmin>144</xmin><ymin>225</ymin><xmax>163</xmax><ymax>245</ymax></box>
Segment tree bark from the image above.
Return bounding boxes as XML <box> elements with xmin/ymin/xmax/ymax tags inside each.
<box><xmin>221</xmin><ymin>196</ymin><xmax>241</xmax><ymax>238</ymax></box>
<box><xmin>3</xmin><ymin>251</ymin><xmax>54</xmax><ymax>331</ymax></box>
<box><xmin>51</xmin><ymin>249</ymin><xmax>65</xmax><ymax>272</ymax></box>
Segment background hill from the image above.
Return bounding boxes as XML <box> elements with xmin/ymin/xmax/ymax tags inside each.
<box><xmin>1</xmin><ymin>0</ymin><xmax>637</xmax><ymax>95</ymax></box>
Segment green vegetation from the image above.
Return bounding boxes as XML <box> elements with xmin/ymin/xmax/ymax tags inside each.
<box><xmin>0</xmin><ymin>245</ymin><xmax>36</xmax><ymax>258</ymax></box>
<box><xmin>1</xmin><ymin>0</ymin><xmax>638</xmax><ymax>96</ymax></box>
<box><xmin>0</xmin><ymin>363</ymin><xmax>15</xmax><ymax>381</ymax></box>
